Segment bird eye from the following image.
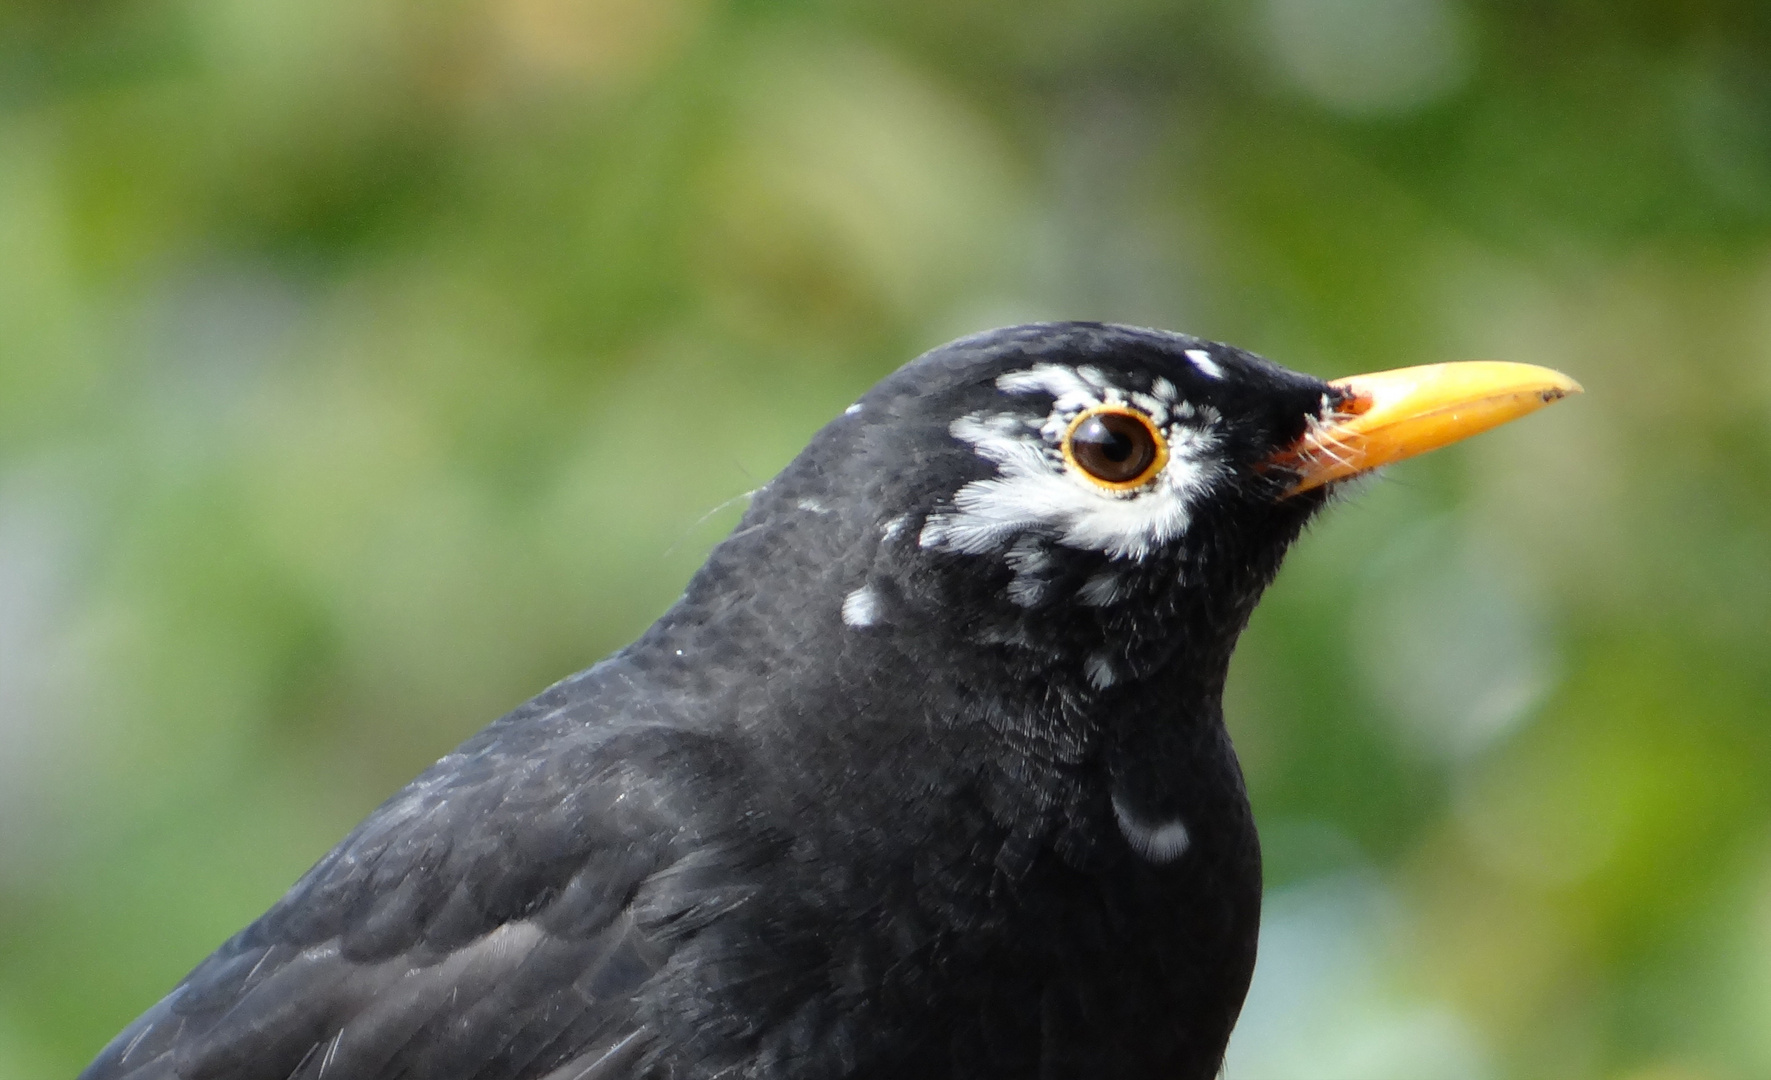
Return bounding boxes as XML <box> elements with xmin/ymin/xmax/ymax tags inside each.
<box><xmin>1062</xmin><ymin>406</ymin><xmax>1168</xmax><ymax>490</ymax></box>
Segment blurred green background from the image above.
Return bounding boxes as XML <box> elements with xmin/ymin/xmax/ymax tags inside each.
<box><xmin>3</xmin><ymin>1</ymin><xmax>1769</xmax><ymax>1077</ymax></box>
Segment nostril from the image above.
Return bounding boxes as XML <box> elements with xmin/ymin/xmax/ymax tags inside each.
<box><xmin>1326</xmin><ymin>387</ymin><xmax>1373</xmax><ymax>416</ymax></box>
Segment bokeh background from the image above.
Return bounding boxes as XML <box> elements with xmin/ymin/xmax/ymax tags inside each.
<box><xmin>3</xmin><ymin>0</ymin><xmax>1770</xmax><ymax>1076</ymax></box>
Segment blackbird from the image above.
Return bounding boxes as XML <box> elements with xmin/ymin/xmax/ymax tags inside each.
<box><xmin>80</xmin><ymin>323</ymin><xmax>1578</xmax><ymax>1080</ymax></box>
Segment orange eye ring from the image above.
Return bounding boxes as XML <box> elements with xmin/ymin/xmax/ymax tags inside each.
<box><xmin>1061</xmin><ymin>406</ymin><xmax>1168</xmax><ymax>491</ymax></box>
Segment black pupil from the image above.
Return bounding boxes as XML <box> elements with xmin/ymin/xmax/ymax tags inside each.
<box><xmin>1072</xmin><ymin>413</ymin><xmax>1156</xmax><ymax>483</ymax></box>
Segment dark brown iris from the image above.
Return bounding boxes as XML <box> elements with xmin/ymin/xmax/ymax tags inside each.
<box><xmin>1064</xmin><ymin>407</ymin><xmax>1166</xmax><ymax>488</ymax></box>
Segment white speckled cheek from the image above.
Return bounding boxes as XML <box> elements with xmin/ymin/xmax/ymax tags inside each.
<box><xmin>919</xmin><ymin>366</ymin><xmax>1225</xmax><ymax>562</ymax></box>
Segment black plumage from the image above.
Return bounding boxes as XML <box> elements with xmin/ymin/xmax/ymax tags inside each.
<box><xmin>83</xmin><ymin>323</ymin><xmax>1343</xmax><ymax>1080</ymax></box>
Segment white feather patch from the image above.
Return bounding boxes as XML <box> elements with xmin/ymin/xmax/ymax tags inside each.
<box><xmin>1084</xmin><ymin>651</ymin><xmax>1116</xmax><ymax>689</ymax></box>
<box><xmin>1185</xmin><ymin>348</ymin><xmax>1225</xmax><ymax>380</ymax></box>
<box><xmin>1113</xmin><ymin>797</ymin><xmax>1191</xmax><ymax>863</ymax></box>
<box><xmin>842</xmin><ymin>586</ymin><xmax>881</xmax><ymax>628</ymax></box>
<box><xmin>997</xmin><ymin>365</ymin><xmax>1106</xmax><ymax>415</ymax></box>
<box><xmin>1003</xmin><ymin>537</ymin><xmax>1052</xmax><ymax>607</ymax></box>
<box><xmin>1077</xmin><ymin>570</ymin><xmax>1125</xmax><ymax>607</ymax></box>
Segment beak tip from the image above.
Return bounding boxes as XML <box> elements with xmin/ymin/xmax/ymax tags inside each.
<box><xmin>1544</xmin><ymin>374</ymin><xmax>1584</xmax><ymax>400</ymax></box>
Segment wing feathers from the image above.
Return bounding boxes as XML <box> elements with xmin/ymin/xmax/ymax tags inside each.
<box><xmin>80</xmin><ymin>713</ymin><xmax>751</xmax><ymax>1080</ymax></box>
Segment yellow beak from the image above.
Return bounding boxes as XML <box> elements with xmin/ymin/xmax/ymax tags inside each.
<box><xmin>1278</xmin><ymin>361</ymin><xmax>1583</xmax><ymax>495</ymax></box>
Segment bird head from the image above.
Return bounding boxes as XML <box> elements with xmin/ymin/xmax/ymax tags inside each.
<box><xmin>691</xmin><ymin>323</ymin><xmax>1576</xmax><ymax>713</ymax></box>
